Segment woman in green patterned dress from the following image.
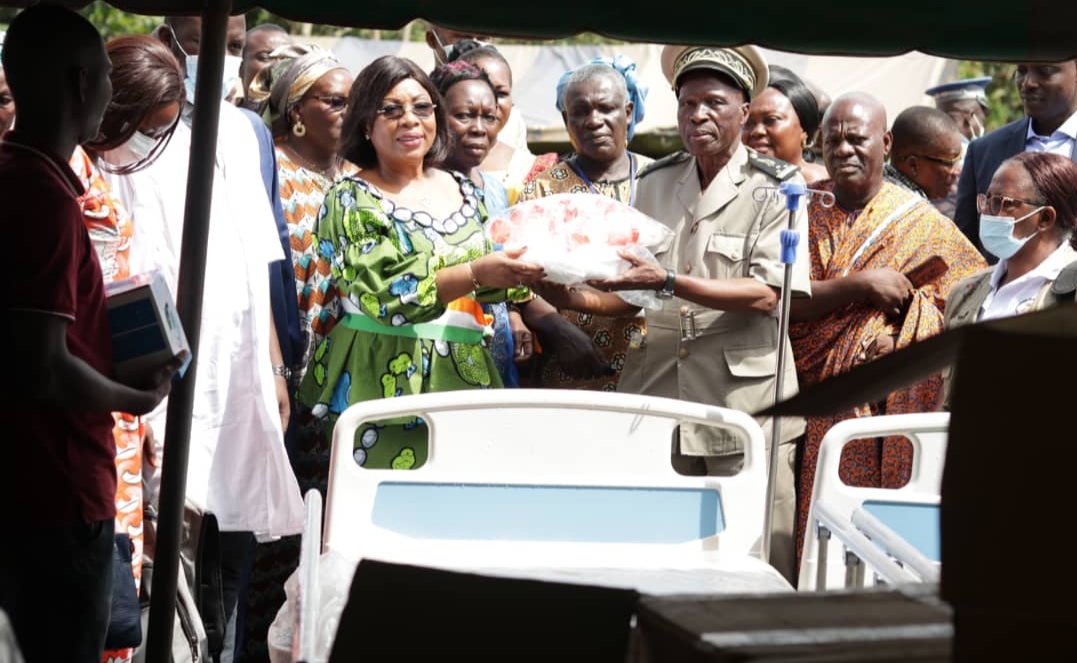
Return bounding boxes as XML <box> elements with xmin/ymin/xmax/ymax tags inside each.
<box><xmin>295</xmin><ymin>56</ymin><xmax>545</xmax><ymax>477</ymax></box>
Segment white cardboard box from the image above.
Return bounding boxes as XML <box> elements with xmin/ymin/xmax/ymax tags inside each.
<box><xmin>105</xmin><ymin>270</ymin><xmax>191</xmax><ymax>385</ymax></box>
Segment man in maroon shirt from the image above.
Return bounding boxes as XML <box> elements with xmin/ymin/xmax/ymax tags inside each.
<box><xmin>0</xmin><ymin>6</ymin><xmax>185</xmax><ymax>661</ymax></box>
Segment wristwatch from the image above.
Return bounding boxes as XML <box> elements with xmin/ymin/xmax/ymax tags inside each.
<box><xmin>655</xmin><ymin>268</ymin><xmax>676</xmax><ymax>299</ymax></box>
<box><xmin>272</xmin><ymin>364</ymin><xmax>292</xmax><ymax>381</ymax></box>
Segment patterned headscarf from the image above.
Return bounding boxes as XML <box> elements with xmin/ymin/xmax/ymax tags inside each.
<box><xmin>555</xmin><ymin>54</ymin><xmax>648</xmax><ymax>141</ymax></box>
<box><xmin>248</xmin><ymin>46</ymin><xmax>347</xmax><ymax>137</ymax></box>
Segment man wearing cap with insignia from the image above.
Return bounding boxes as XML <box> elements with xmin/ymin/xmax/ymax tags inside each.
<box><xmin>544</xmin><ymin>44</ymin><xmax>811</xmax><ymax>584</ymax></box>
<box><xmin>955</xmin><ymin>61</ymin><xmax>1077</xmax><ymax>262</ymax></box>
<box><xmin>926</xmin><ymin>76</ymin><xmax>991</xmax><ymax>146</ymax></box>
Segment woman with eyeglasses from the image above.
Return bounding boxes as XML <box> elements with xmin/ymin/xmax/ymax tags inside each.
<box><xmin>246</xmin><ymin>48</ymin><xmax>359</xmax><ymax>387</ymax></box>
<box><xmin>945</xmin><ymin>151</ymin><xmax>1077</xmax><ymax>325</ymax></box>
<box><xmin>941</xmin><ymin>152</ymin><xmax>1077</xmax><ymax>408</ymax></box>
<box><xmin>295</xmin><ymin>54</ymin><xmax>543</xmax><ymax>476</ymax></box>
<box><xmin>79</xmin><ymin>36</ymin><xmax>185</xmax><ymax>278</ymax></box>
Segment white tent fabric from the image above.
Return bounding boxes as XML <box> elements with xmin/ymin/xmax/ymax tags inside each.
<box><xmin>325</xmin><ymin>37</ymin><xmax>954</xmax><ymax>144</ymax></box>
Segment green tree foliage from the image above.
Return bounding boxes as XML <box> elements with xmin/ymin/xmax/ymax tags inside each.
<box><xmin>80</xmin><ymin>1</ymin><xmax>161</xmax><ymax>40</ymax></box>
<box><xmin>958</xmin><ymin>60</ymin><xmax>1023</xmax><ymax>130</ymax></box>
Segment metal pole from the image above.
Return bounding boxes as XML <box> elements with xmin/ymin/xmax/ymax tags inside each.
<box><xmin>145</xmin><ymin>1</ymin><xmax>231</xmax><ymax>660</ymax></box>
<box><xmin>760</xmin><ymin>180</ymin><xmax>804</xmax><ymax>565</ymax></box>
<box><xmin>815</xmin><ymin>524</ymin><xmax>831</xmax><ymax>590</ymax></box>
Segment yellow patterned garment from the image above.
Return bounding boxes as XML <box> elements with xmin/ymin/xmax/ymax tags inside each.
<box><xmin>517</xmin><ymin>154</ymin><xmax>652</xmax><ymax>391</ymax></box>
<box><xmin>789</xmin><ymin>180</ymin><xmax>987</xmax><ymax>569</ymax></box>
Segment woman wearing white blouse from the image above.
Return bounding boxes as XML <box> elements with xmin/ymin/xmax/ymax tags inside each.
<box><xmin>942</xmin><ymin>152</ymin><xmax>1077</xmax><ymax>406</ymax></box>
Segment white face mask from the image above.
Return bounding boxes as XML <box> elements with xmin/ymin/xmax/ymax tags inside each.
<box><xmin>99</xmin><ymin>130</ymin><xmax>161</xmax><ymax>172</ymax></box>
<box><xmin>125</xmin><ymin>130</ymin><xmax>159</xmax><ymax>161</ymax></box>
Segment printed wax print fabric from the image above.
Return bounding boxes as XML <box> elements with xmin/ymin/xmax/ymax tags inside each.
<box><xmin>297</xmin><ymin>172</ymin><xmax>529</xmax><ymax>470</ymax></box>
<box><xmin>788</xmin><ymin>180</ymin><xmax>986</xmax><ymax>568</ymax></box>
<box><xmin>71</xmin><ymin>146</ymin><xmax>144</xmax><ymax>663</ymax></box>
<box><xmin>275</xmin><ymin>146</ymin><xmax>360</xmax><ymax>386</ymax></box>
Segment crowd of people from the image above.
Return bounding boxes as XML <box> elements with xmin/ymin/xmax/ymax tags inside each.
<box><xmin>2</xmin><ymin>4</ymin><xmax>1077</xmax><ymax>662</ymax></box>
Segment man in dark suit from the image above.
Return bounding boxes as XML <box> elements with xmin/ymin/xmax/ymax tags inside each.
<box><xmin>954</xmin><ymin>60</ymin><xmax>1077</xmax><ymax>262</ymax></box>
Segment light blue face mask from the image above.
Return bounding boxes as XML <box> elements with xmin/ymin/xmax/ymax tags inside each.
<box><xmin>979</xmin><ymin>208</ymin><xmax>1043</xmax><ymax>260</ymax></box>
<box><xmin>171</xmin><ymin>26</ymin><xmax>242</xmax><ymax>103</ymax></box>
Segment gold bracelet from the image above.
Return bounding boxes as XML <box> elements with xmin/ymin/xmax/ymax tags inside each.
<box><xmin>467</xmin><ymin>262</ymin><xmax>482</xmax><ymax>291</ymax></box>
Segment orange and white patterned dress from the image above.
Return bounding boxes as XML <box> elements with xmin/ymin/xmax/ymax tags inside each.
<box><xmin>71</xmin><ymin>146</ymin><xmax>144</xmax><ymax>663</ymax></box>
<box><xmin>788</xmin><ymin>180</ymin><xmax>986</xmax><ymax>568</ymax></box>
<box><xmin>275</xmin><ymin>146</ymin><xmax>359</xmax><ymax>384</ymax></box>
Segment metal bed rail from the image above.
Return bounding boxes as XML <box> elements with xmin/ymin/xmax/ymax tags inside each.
<box><xmin>811</xmin><ymin>500</ymin><xmax>922</xmax><ymax>589</ymax></box>
<box><xmin>850</xmin><ymin>507</ymin><xmax>939</xmax><ymax>583</ymax></box>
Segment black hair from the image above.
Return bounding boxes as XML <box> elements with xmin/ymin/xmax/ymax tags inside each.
<box><xmin>767</xmin><ymin>64</ymin><xmax>821</xmax><ymax>140</ymax></box>
<box><xmin>429</xmin><ymin>60</ymin><xmax>496</xmax><ymax>100</ymax></box>
<box><xmin>891</xmin><ymin>105</ymin><xmax>961</xmax><ymax>155</ymax></box>
<box><xmin>341</xmin><ymin>55</ymin><xmax>451</xmax><ymax>169</ymax></box>
<box><xmin>2</xmin><ymin>4</ymin><xmax>103</xmax><ymax>104</ymax></box>
<box><xmin>450</xmin><ymin>40</ymin><xmax>512</xmax><ymax>85</ymax></box>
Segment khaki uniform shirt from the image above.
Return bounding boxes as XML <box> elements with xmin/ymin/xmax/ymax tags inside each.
<box><xmin>618</xmin><ymin>145</ymin><xmax>811</xmax><ymax>455</ymax></box>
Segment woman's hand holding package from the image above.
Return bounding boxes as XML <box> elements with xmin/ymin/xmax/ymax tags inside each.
<box><xmin>471</xmin><ymin>246</ymin><xmax>546</xmax><ymax>289</ymax></box>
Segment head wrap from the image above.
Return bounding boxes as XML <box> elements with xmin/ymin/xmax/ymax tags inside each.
<box><xmin>248</xmin><ymin>45</ymin><xmax>346</xmax><ymax>137</ymax></box>
<box><xmin>246</xmin><ymin>43</ymin><xmax>313</xmax><ymax>105</ymax></box>
<box><xmin>555</xmin><ymin>54</ymin><xmax>648</xmax><ymax>141</ymax></box>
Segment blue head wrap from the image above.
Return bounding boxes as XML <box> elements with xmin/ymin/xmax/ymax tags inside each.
<box><xmin>555</xmin><ymin>54</ymin><xmax>648</xmax><ymax>141</ymax></box>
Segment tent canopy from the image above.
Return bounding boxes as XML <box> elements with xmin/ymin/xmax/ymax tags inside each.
<box><xmin>7</xmin><ymin>0</ymin><xmax>1077</xmax><ymax>60</ymax></box>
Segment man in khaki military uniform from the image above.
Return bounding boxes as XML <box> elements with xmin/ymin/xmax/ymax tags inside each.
<box><xmin>583</xmin><ymin>44</ymin><xmax>812</xmax><ymax>584</ymax></box>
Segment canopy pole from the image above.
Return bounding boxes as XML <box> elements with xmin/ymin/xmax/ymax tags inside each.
<box><xmin>145</xmin><ymin>1</ymin><xmax>231</xmax><ymax>660</ymax></box>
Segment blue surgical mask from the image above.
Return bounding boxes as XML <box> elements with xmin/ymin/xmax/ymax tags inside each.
<box><xmin>979</xmin><ymin>209</ymin><xmax>1043</xmax><ymax>260</ymax></box>
<box><xmin>182</xmin><ymin>54</ymin><xmax>242</xmax><ymax>104</ymax></box>
<box><xmin>171</xmin><ymin>26</ymin><xmax>242</xmax><ymax>103</ymax></box>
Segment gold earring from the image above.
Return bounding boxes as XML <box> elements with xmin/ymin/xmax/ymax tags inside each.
<box><xmin>293</xmin><ymin>120</ymin><xmax>306</xmax><ymax>138</ymax></box>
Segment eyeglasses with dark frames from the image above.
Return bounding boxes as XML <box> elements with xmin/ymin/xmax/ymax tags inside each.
<box><xmin>309</xmin><ymin>95</ymin><xmax>348</xmax><ymax>113</ymax></box>
<box><xmin>376</xmin><ymin>101</ymin><xmax>437</xmax><ymax>120</ymax></box>
<box><xmin>977</xmin><ymin>193</ymin><xmax>1047</xmax><ymax>215</ymax></box>
<box><xmin>906</xmin><ymin>153</ymin><xmax>963</xmax><ymax>167</ymax></box>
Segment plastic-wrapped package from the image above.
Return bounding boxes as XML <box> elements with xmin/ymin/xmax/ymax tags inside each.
<box><xmin>267</xmin><ymin>550</ymin><xmax>357</xmax><ymax>662</ymax></box>
<box><xmin>485</xmin><ymin>193</ymin><xmax>673</xmax><ymax>287</ymax></box>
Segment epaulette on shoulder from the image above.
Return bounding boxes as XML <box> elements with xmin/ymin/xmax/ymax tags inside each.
<box><xmin>638</xmin><ymin>150</ymin><xmax>690</xmax><ymax>179</ymax></box>
<box><xmin>1051</xmin><ymin>260</ymin><xmax>1077</xmax><ymax>296</ymax></box>
<box><xmin>748</xmin><ymin>151</ymin><xmax>800</xmax><ymax>181</ymax></box>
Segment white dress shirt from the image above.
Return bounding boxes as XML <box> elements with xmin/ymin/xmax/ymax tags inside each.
<box><xmin>980</xmin><ymin>242</ymin><xmax>1077</xmax><ymax>321</ymax></box>
<box><xmin>1025</xmin><ymin>109</ymin><xmax>1077</xmax><ymax>158</ymax></box>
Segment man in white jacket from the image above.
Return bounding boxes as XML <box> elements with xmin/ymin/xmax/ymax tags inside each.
<box><xmin>106</xmin><ymin>14</ymin><xmax>304</xmax><ymax>662</ymax></box>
